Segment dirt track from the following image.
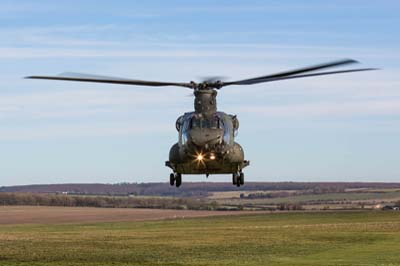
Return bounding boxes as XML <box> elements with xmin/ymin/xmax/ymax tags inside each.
<box><xmin>0</xmin><ymin>206</ymin><xmax>268</xmax><ymax>225</ymax></box>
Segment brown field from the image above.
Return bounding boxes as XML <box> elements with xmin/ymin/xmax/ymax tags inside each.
<box><xmin>0</xmin><ymin>206</ymin><xmax>270</xmax><ymax>225</ymax></box>
<box><xmin>208</xmin><ymin>190</ymin><xmax>297</xmax><ymax>199</ymax></box>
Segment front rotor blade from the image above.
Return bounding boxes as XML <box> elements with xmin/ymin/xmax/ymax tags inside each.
<box><xmin>223</xmin><ymin>68</ymin><xmax>378</xmax><ymax>86</ymax></box>
<box><xmin>26</xmin><ymin>73</ymin><xmax>193</xmax><ymax>88</ymax></box>
<box><xmin>222</xmin><ymin>59</ymin><xmax>359</xmax><ymax>86</ymax></box>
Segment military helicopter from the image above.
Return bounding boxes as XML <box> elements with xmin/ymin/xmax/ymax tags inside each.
<box><xmin>26</xmin><ymin>59</ymin><xmax>376</xmax><ymax>187</ymax></box>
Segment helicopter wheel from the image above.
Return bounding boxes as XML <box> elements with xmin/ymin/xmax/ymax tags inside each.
<box><xmin>239</xmin><ymin>172</ymin><xmax>244</xmax><ymax>185</ymax></box>
<box><xmin>175</xmin><ymin>173</ymin><xmax>182</xmax><ymax>187</ymax></box>
<box><xmin>232</xmin><ymin>173</ymin><xmax>238</xmax><ymax>185</ymax></box>
<box><xmin>169</xmin><ymin>173</ymin><xmax>175</xmax><ymax>186</ymax></box>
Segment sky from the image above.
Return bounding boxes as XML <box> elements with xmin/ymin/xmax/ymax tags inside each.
<box><xmin>0</xmin><ymin>0</ymin><xmax>399</xmax><ymax>186</ymax></box>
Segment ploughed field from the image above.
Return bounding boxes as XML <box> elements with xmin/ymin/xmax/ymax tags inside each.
<box><xmin>0</xmin><ymin>206</ymin><xmax>266</xmax><ymax>225</ymax></box>
<box><xmin>0</xmin><ymin>208</ymin><xmax>400</xmax><ymax>266</ymax></box>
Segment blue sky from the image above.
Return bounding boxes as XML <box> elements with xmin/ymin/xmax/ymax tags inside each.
<box><xmin>0</xmin><ymin>0</ymin><xmax>399</xmax><ymax>186</ymax></box>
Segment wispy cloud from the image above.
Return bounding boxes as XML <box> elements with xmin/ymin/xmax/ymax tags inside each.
<box><xmin>0</xmin><ymin>46</ymin><xmax>398</xmax><ymax>60</ymax></box>
<box><xmin>0</xmin><ymin>24</ymin><xmax>120</xmax><ymax>47</ymax></box>
<box><xmin>0</xmin><ymin>24</ymin><xmax>373</xmax><ymax>48</ymax></box>
<box><xmin>239</xmin><ymin>99</ymin><xmax>400</xmax><ymax>117</ymax></box>
<box><xmin>0</xmin><ymin>88</ymin><xmax>182</xmax><ymax>120</ymax></box>
<box><xmin>0</xmin><ymin>123</ymin><xmax>172</xmax><ymax>140</ymax></box>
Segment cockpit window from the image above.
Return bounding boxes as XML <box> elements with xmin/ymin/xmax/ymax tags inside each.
<box><xmin>179</xmin><ymin>112</ymin><xmax>232</xmax><ymax>146</ymax></box>
<box><xmin>190</xmin><ymin>116</ymin><xmax>221</xmax><ymax>129</ymax></box>
<box><xmin>191</xmin><ymin>118</ymin><xmax>201</xmax><ymax>129</ymax></box>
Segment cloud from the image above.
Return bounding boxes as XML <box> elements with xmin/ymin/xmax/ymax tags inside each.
<box><xmin>0</xmin><ymin>46</ymin><xmax>398</xmax><ymax>60</ymax></box>
<box><xmin>0</xmin><ymin>24</ymin><xmax>378</xmax><ymax>48</ymax></box>
<box><xmin>0</xmin><ymin>25</ymin><xmax>121</xmax><ymax>47</ymax></box>
<box><xmin>146</xmin><ymin>2</ymin><xmax>386</xmax><ymax>14</ymax></box>
<box><xmin>239</xmin><ymin>99</ymin><xmax>400</xmax><ymax>117</ymax></box>
<box><xmin>0</xmin><ymin>123</ymin><xmax>173</xmax><ymax>140</ymax></box>
<box><xmin>0</xmin><ymin>87</ymin><xmax>185</xmax><ymax>120</ymax></box>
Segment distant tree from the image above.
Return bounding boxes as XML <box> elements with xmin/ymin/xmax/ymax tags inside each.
<box><xmin>277</xmin><ymin>203</ymin><xmax>303</xmax><ymax>211</ymax></box>
<box><xmin>0</xmin><ymin>193</ymin><xmax>220</xmax><ymax>210</ymax></box>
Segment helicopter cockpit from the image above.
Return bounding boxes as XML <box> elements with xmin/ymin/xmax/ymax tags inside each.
<box><xmin>190</xmin><ymin>115</ymin><xmax>221</xmax><ymax>130</ymax></box>
<box><xmin>176</xmin><ymin>112</ymin><xmax>232</xmax><ymax>147</ymax></box>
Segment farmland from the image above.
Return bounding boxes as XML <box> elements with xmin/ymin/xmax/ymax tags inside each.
<box><xmin>0</xmin><ymin>207</ymin><xmax>400</xmax><ymax>265</ymax></box>
<box><xmin>2</xmin><ymin>182</ymin><xmax>400</xmax><ymax>211</ymax></box>
<box><xmin>214</xmin><ymin>190</ymin><xmax>400</xmax><ymax>210</ymax></box>
<box><xmin>0</xmin><ymin>206</ymin><xmax>267</xmax><ymax>225</ymax></box>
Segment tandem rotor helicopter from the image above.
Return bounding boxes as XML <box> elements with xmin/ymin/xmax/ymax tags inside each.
<box><xmin>27</xmin><ymin>59</ymin><xmax>376</xmax><ymax>187</ymax></box>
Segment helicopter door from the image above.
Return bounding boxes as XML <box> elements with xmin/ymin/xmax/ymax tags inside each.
<box><xmin>179</xmin><ymin>113</ymin><xmax>193</xmax><ymax>146</ymax></box>
<box><xmin>218</xmin><ymin>113</ymin><xmax>233</xmax><ymax>145</ymax></box>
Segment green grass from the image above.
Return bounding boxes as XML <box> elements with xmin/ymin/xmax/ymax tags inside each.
<box><xmin>220</xmin><ymin>191</ymin><xmax>400</xmax><ymax>205</ymax></box>
<box><xmin>1</xmin><ymin>211</ymin><xmax>400</xmax><ymax>266</ymax></box>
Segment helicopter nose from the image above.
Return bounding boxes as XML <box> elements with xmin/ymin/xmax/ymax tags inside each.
<box><xmin>189</xmin><ymin>129</ymin><xmax>222</xmax><ymax>147</ymax></box>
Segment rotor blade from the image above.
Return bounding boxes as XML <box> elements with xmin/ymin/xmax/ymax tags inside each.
<box><xmin>25</xmin><ymin>72</ymin><xmax>193</xmax><ymax>88</ymax></box>
<box><xmin>222</xmin><ymin>59</ymin><xmax>359</xmax><ymax>86</ymax></box>
<box><xmin>222</xmin><ymin>68</ymin><xmax>378</xmax><ymax>86</ymax></box>
<box><xmin>198</xmin><ymin>76</ymin><xmax>228</xmax><ymax>83</ymax></box>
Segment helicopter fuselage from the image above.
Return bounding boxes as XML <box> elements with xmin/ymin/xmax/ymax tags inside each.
<box><xmin>165</xmin><ymin>89</ymin><xmax>249</xmax><ymax>178</ymax></box>
<box><xmin>166</xmin><ymin>111</ymin><xmax>249</xmax><ymax>175</ymax></box>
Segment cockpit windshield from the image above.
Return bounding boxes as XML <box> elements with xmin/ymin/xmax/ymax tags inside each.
<box><xmin>179</xmin><ymin>112</ymin><xmax>232</xmax><ymax>146</ymax></box>
<box><xmin>190</xmin><ymin>116</ymin><xmax>221</xmax><ymax>129</ymax></box>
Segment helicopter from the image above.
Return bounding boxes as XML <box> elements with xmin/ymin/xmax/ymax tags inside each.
<box><xmin>26</xmin><ymin>59</ymin><xmax>376</xmax><ymax>187</ymax></box>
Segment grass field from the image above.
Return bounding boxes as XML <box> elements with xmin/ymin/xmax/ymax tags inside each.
<box><xmin>217</xmin><ymin>191</ymin><xmax>400</xmax><ymax>206</ymax></box>
<box><xmin>1</xmin><ymin>210</ymin><xmax>400</xmax><ymax>266</ymax></box>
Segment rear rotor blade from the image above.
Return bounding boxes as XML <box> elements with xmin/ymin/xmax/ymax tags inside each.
<box><xmin>223</xmin><ymin>68</ymin><xmax>378</xmax><ymax>86</ymax></box>
<box><xmin>26</xmin><ymin>73</ymin><xmax>193</xmax><ymax>88</ymax></box>
<box><xmin>198</xmin><ymin>76</ymin><xmax>227</xmax><ymax>83</ymax></box>
<box><xmin>222</xmin><ymin>59</ymin><xmax>359</xmax><ymax>86</ymax></box>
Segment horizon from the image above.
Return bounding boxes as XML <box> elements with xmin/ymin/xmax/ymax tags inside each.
<box><xmin>1</xmin><ymin>1</ymin><xmax>399</xmax><ymax>186</ymax></box>
<box><xmin>3</xmin><ymin>180</ymin><xmax>400</xmax><ymax>188</ymax></box>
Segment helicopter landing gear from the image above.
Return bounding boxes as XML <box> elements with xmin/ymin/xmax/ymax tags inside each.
<box><xmin>170</xmin><ymin>173</ymin><xmax>182</xmax><ymax>187</ymax></box>
<box><xmin>232</xmin><ymin>173</ymin><xmax>238</xmax><ymax>185</ymax></box>
<box><xmin>232</xmin><ymin>172</ymin><xmax>244</xmax><ymax>187</ymax></box>
<box><xmin>176</xmin><ymin>173</ymin><xmax>182</xmax><ymax>187</ymax></box>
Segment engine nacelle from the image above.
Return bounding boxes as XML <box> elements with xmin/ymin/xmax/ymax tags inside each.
<box><xmin>231</xmin><ymin>115</ymin><xmax>239</xmax><ymax>130</ymax></box>
<box><xmin>175</xmin><ymin>115</ymin><xmax>184</xmax><ymax>131</ymax></box>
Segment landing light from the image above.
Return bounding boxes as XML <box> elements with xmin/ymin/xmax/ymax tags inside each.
<box><xmin>210</xmin><ymin>154</ymin><xmax>216</xmax><ymax>160</ymax></box>
<box><xmin>197</xmin><ymin>154</ymin><xmax>204</xmax><ymax>161</ymax></box>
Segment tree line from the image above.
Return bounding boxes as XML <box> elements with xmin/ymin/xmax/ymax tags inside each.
<box><xmin>2</xmin><ymin>182</ymin><xmax>399</xmax><ymax>197</ymax></box>
<box><xmin>0</xmin><ymin>193</ymin><xmax>219</xmax><ymax>210</ymax></box>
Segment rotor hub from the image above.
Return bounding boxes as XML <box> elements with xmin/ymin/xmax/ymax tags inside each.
<box><xmin>190</xmin><ymin>81</ymin><xmax>223</xmax><ymax>90</ymax></box>
<box><xmin>194</xmin><ymin>89</ymin><xmax>218</xmax><ymax>116</ymax></box>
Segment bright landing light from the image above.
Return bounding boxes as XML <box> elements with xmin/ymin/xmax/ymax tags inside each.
<box><xmin>197</xmin><ymin>154</ymin><xmax>204</xmax><ymax>161</ymax></box>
